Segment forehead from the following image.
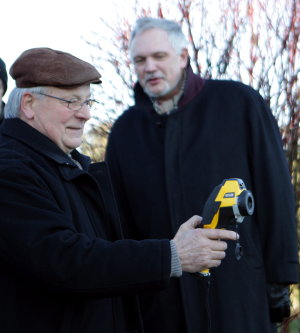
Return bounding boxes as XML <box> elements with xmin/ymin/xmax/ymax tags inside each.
<box><xmin>130</xmin><ymin>28</ymin><xmax>175</xmax><ymax>57</ymax></box>
<box><xmin>48</xmin><ymin>84</ymin><xmax>91</xmax><ymax>96</ymax></box>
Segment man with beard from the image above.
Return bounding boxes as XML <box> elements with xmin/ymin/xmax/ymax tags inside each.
<box><xmin>106</xmin><ymin>17</ymin><xmax>299</xmax><ymax>333</ymax></box>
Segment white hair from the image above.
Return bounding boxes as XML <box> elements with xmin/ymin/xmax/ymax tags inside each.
<box><xmin>4</xmin><ymin>86</ymin><xmax>47</xmax><ymax>119</ymax></box>
<box><xmin>129</xmin><ymin>17</ymin><xmax>188</xmax><ymax>58</ymax></box>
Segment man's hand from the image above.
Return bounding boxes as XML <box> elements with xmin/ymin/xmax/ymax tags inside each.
<box><xmin>173</xmin><ymin>215</ymin><xmax>238</xmax><ymax>273</ymax></box>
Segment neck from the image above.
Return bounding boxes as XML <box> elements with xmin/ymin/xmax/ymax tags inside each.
<box><xmin>152</xmin><ymin>70</ymin><xmax>187</xmax><ymax>115</ymax></box>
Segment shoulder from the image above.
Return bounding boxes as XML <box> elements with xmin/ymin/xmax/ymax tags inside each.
<box><xmin>0</xmin><ymin>141</ymin><xmax>32</xmax><ymax>167</ymax></box>
<box><xmin>205</xmin><ymin>79</ymin><xmax>261</xmax><ymax>98</ymax></box>
<box><xmin>0</xmin><ymin>138</ymin><xmax>56</xmax><ymax>183</ymax></box>
<box><xmin>0</xmin><ymin>149</ymin><xmax>49</xmax><ymax>195</ymax></box>
<box><xmin>201</xmin><ymin>79</ymin><xmax>268</xmax><ymax>115</ymax></box>
<box><xmin>0</xmin><ymin>145</ymin><xmax>40</xmax><ymax>173</ymax></box>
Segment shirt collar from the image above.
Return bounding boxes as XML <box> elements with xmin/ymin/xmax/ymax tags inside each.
<box><xmin>152</xmin><ymin>70</ymin><xmax>187</xmax><ymax>115</ymax></box>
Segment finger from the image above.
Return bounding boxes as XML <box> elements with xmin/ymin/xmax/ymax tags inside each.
<box><xmin>207</xmin><ymin>251</ymin><xmax>227</xmax><ymax>268</ymax></box>
<box><xmin>210</xmin><ymin>259</ymin><xmax>222</xmax><ymax>268</ymax></box>
<box><xmin>203</xmin><ymin>258</ymin><xmax>223</xmax><ymax>270</ymax></box>
<box><xmin>211</xmin><ymin>250</ymin><xmax>226</xmax><ymax>260</ymax></box>
<box><xmin>209</xmin><ymin>240</ymin><xmax>228</xmax><ymax>252</ymax></box>
<box><xmin>205</xmin><ymin>229</ymin><xmax>239</xmax><ymax>241</ymax></box>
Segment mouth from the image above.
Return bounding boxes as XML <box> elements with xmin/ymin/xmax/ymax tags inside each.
<box><xmin>145</xmin><ymin>76</ymin><xmax>163</xmax><ymax>86</ymax></box>
<box><xmin>67</xmin><ymin>127</ymin><xmax>84</xmax><ymax>134</ymax></box>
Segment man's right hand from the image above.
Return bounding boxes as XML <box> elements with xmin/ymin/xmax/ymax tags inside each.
<box><xmin>172</xmin><ymin>215</ymin><xmax>238</xmax><ymax>273</ymax></box>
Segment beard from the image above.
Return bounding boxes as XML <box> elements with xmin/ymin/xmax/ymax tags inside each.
<box><xmin>142</xmin><ymin>72</ymin><xmax>184</xmax><ymax>99</ymax></box>
<box><xmin>144</xmin><ymin>82</ymin><xmax>172</xmax><ymax>98</ymax></box>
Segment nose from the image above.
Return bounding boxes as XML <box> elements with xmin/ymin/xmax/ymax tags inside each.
<box><xmin>76</xmin><ymin>104</ymin><xmax>91</xmax><ymax>121</ymax></box>
<box><xmin>144</xmin><ymin>58</ymin><xmax>156</xmax><ymax>72</ymax></box>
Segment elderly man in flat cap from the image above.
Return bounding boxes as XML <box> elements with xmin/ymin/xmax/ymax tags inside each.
<box><xmin>0</xmin><ymin>48</ymin><xmax>237</xmax><ymax>333</ymax></box>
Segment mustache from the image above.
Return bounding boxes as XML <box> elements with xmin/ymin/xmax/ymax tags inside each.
<box><xmin>145</xmin><ymin>74</ymin><xmax>165</xmax><ymax>82</ymax></box>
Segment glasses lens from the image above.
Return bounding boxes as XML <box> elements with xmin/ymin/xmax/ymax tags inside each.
<box><xmin>87</xmin><ymin>99</ymin><xmax>98</xmax><ymax>111</ymax></box>
<box><xmin>88</xmin><ymin>100</ymin><xmax>95</xmax><ymax>108</ymax></box>
<box><xmin>68</xmin><ymin>99</ymin><xmax>98</xmax><ymax>111</ymax></box>
<box><xmin>68</xmin><ymin>101</ymin><xmax>82</xmax><ymax>111</ymax></box>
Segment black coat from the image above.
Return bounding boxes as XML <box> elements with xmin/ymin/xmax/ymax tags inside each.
<box><xmin>106</xmin><ymin>67</ymin><xmax>299</xmax><ymax>333</ymax></box>
<box><xmin>0</xmin><ymin>118</ymin><xmax>172</xmax><ymax>333</ymax></box>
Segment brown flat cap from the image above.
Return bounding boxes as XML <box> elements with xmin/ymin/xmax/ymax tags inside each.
<box><xmin>10</xmin><ymin>47</ymin><xmax>101</xmax><ymax>88</ymax></box>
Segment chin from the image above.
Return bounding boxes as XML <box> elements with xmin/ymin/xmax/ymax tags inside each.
<box><xmin>67</xmin><ymin>141</ymin><xmax>81</xmax><ymax>151</ymax></box>
<box><xmin>145</xmin><ymin>87</ymin><xmax>170</xmax><ymax>98</ymax></box>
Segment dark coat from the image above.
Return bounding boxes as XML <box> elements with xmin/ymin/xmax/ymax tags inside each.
<box><xmin>0</xmin><ymin>118</ymin><xmax>172</xmax><ymax>333</ymax></box>
<box><xmin>106</xmin><ymin>66</ymin><xmax>299</xmax><ymax>333</ymax></box>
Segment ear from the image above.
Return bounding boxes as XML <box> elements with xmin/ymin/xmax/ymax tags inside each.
<box><xmin>180</xmin><ymin>48</ymin><xmax>189</xmax><ymax>68</ymax></box>
<box><xmin>20</xmin><ymin>93</ymin><xmax>35</xmax><ymax>120</ymax></box>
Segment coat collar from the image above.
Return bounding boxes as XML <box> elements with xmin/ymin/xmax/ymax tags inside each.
<box><xmin>0</xmin><ymin>118</ymin><xmax>91</xmax><ymax>170</ymax></box>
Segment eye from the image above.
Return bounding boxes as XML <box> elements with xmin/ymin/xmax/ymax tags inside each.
<box><xmin>67</xmin><ymin>98</ymin><xmax>80</xmax><ymax>105</ymax></box>
<box><xmin>154</xmin><ymin>53</ymin><xmax>167</xmax><ymax>60</ymax></box>
<box><xmin>69</xmin><ymin>98</ymin><xmax>79</xmax><ymax>103</ymax></box>
<box><xmin>134</xmin><ymin>57</ymin><xmax>145</xmax><ymax>64</ymax></box>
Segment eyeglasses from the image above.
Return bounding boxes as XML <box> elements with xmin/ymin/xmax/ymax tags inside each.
<box><xmin>37</xmin><ymin>92</ymin><xmax>99</xmax><ymax>112</ymax></box>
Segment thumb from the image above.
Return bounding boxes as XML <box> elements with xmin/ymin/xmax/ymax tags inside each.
<box><xmin>182</xmin><ymin>215</ymin><xmax>202</xmax><ymax>230</ymax></box>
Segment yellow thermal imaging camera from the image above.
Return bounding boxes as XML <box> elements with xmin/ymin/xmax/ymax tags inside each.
<box><xmin>199</xmin><ymin>178</ymin><xmax>254</xmax><ymax>277</ymax></box>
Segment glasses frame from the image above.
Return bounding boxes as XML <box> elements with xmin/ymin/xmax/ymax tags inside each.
<box><xmin>36</xmin><ymin>92</ymin><xmax>98</xmax><ymax>111</ymax></box>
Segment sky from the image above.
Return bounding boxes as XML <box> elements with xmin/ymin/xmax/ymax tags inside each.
<box><xmin>1</xmin><ymin>0</ymin><xmax>139</xmax><ymax>101</ymax></box>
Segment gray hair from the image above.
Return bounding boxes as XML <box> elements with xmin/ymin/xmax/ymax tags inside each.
<box><xmin>4</xmin><ymin>86</ymin><xmax>47</xmax><ymax>119</ymax></box>
<box><xmin>129</xmin><ymin>17</ymin><xmax>188</xmax><ymax>57</ymax></box>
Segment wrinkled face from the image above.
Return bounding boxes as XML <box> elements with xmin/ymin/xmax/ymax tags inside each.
<box><xmin>130</xmin><ymin>28</ymin><xmax>188</xmax><ymax>99</ymax></box>
<box><xmin>21</xmin><ymin>85</ymin><xmax>91</xmax><ymax>154</ymax></box>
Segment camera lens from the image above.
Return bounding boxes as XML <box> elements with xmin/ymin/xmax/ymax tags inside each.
<box><xmin>238</xmin><ymin>190</ymin><xmax>255</xmax><ymax>216</ymax></box>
